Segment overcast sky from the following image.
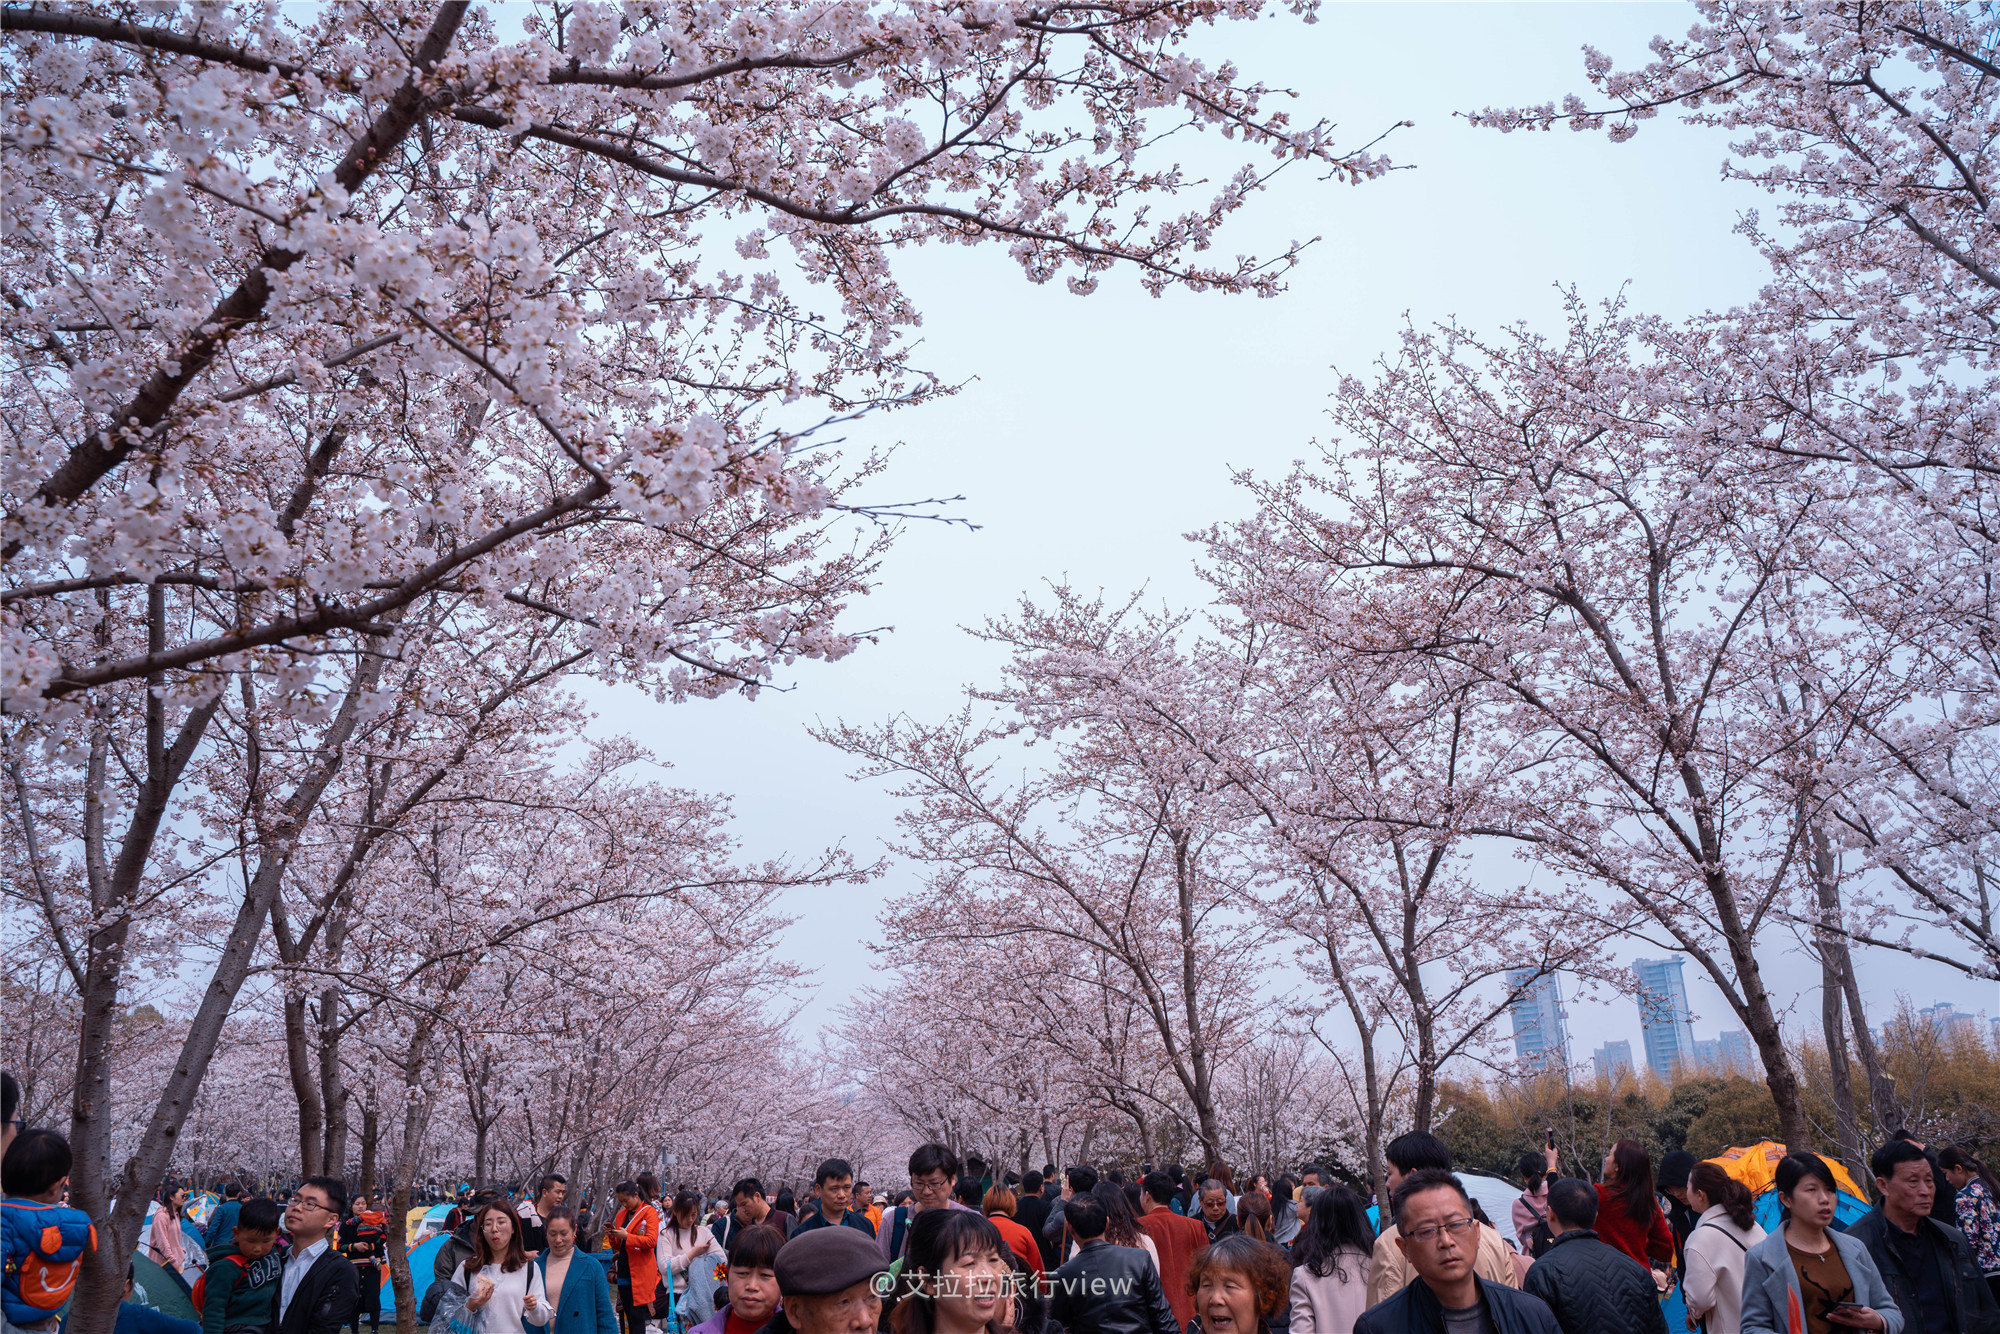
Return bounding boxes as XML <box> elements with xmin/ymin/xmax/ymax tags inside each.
<box><xmin>580</xmin><ymin>3</ymin><xmax>2000</xmax><ymax>1067</ymax></box>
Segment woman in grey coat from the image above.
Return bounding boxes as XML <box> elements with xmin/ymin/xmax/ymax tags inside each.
<box><xmin>1742</xmin><ymin>1155</ymin><xmax>1900</xmax><ymax>1334</ymax></box>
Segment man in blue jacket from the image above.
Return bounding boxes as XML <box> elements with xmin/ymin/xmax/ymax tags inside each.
<box><xmin>1356</xmin><ymin>1170</ymin><xmax>1561</xmax><ymax>1334</ymax></box>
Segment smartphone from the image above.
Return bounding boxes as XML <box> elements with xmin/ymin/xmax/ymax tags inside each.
<box><xmin>1545</xmin><ymin>1127</ymin><xmax>1556</xmax><ymax>1149</ymax></box>
<box><xmin>1828</xmin><ymin>1303</ymin><xmax>1869</xmax><ymax>1319</ymax></box>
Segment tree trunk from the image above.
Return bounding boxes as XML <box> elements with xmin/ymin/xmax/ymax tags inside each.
<box><xmin>1701</xmin><ymin>859</ymin><xmax>1810</xmax><ymax>1145</ymax></box>
<box><xmin>63</xmin><ymin>683</ymin><xmax>224</xmax><ymax>1334</ymax></box>
<box><xmin>1172</xmin><ymin>832</ymin><xmax>1226</xmax><ymax>1176</ymax></box>
<box><xmin>318</xmin><ymin>908</ymin><xmax>351</xmax><ymax>1175</ymax></box>
<box><xmin>360</xmin><ymin>1098</ymin><xmax>381</xmax><ymax>1198</ymax></box>
<box><xmin>1821</xmin><ymin>949</ymin><xmax>1865</xmax><ymax>1171</ymax></box>
<box><xmin>1840</xmin><ymin>949</ymin><xmax>1903</xmax><ymax>1137</ymax></box>
<box><xmin>389</xmin><ymin>1019</ymin><xmax>437</xmax><ymax>1334</ymax></box>
<box><xmin>1809</xmin><ymin>826</ymin><xmax>1865</xmax><ymax>1172</ymax></box>
<box><xmin>64</xmin><ymin>649</ymin><xmax>387</xmax><ymax>1332</ymax></box>
<box><xmin>284</xmin><ymin>990</ymin><xmax>327</xmax><ymax>1177</ymax></box>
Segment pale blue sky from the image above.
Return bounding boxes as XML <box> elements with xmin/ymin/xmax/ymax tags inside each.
<box><xmin>581</xmin><ymin>4</ymin><xmax>2000</xmax><ymax>1063</ymax></box>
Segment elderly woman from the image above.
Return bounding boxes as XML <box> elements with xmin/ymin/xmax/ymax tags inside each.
<box><xmin>1184</xmin><ymin>1235</ymin><xmax>1292</xmax><ymax>1334</ymax></box>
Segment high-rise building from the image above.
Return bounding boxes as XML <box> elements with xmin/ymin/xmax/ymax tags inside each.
<box><xmin>1633</xmin><ymin>956</ymin><xmax>1697</xmax><ymax>1079</ymax></box>
<box><xmin>1594</xmin><ymin>1039</ymin><xmax>1633</xmax><ymax>1081</ymax></box>
<box><xmin>1718</xmin><ymin>1029</ymin><xmax>1756</xmax><ymax>1075</ymax></box>
<box><xmin>1919</xmin><ymin>1001</ymin><xmax>1978</xmax><ymax>1041</ymax></box>
<box><xmin>1506</xmin><ymin>968</ymin><xmax>1570</xmax><ymax>1071</ymax></box>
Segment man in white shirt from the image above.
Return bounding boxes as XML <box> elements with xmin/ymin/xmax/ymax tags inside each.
<box><xmin>277</xmin><ymin>1177</ymin><xmax>361</xmax><ymax>1334</ymax></box>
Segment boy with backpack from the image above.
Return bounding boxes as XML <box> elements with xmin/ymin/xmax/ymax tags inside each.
<box><xmin>2</xmin><ymin>1127</ymin><xmax>97</xmax><ymax>1332</ymax></box>
<box><xmin>196</xmin><ymin>1197</ymin><xmax>283</xmax><ymax>1334</ymax></box>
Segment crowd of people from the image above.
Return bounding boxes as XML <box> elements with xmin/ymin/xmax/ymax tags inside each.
<box><xmin>8</xmin><ymin>1060</ymin><xmax>2000</xmax><ymax>1334</ymax></box>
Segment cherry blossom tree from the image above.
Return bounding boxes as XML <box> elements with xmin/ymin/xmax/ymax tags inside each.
<box><xmin>1206</xmin><ymin>298</ymin><xmax>1904</xmax><ymax>1147</ymax></box>
<box><xmin>973</xmin><ymin>585</ymin><xmax>1608</xmax><ymax>1197</ymax></box>
<box><xmin>4</xmin><ymin>2</ymin><xmax>1391</xmax><ymax>1319</ymax></box>
<box><xmin>821</xmin><ymin>666</ymin><xmax>1270</xmax><ymax>1175</ymax></box>
<box><xmin>1469</xmin><ymin>0</ymin><xmax>2000</xmax><ymax>1135</ymax></box>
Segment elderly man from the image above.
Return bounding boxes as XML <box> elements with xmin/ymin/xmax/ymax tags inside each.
<box><xmin>773</xmin><ymin>1227</ymin><xmax>887</xmax><ymax>1334</ymax></box>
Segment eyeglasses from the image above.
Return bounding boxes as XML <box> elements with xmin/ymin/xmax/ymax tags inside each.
<box><xmin>290</xmin><ymin>1200</ymin><xmax>337</xmax><ymax>1216</ymax></box>
<box><xmin>1404</xmin><ymin>1218</ymin><xmax>1477</xmax><ymax>1245</ymax></box>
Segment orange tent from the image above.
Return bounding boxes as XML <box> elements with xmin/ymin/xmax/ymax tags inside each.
<box><xmin>1706</xmin><ymin>1140</ymin><xmax>1868</xmax><ymax>1203</ymax></box>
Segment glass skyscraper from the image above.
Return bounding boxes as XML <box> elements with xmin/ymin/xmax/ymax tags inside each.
<box><xmin>1506</xmin><ymin>967</ymin><xmax>1570</xmax><ymax>1071</ymax></box>
<box><xmin>1633</xmin><ymin>956</ymin><xmax>1697</xmax><ymax>1078</ymax></box>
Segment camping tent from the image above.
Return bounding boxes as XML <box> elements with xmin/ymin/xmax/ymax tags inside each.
<box><xmin>407</xmin><ymin>1203</ymin><xmax>453</xmax><ymax>1246</ymax></box>
<box><xmin>183</xmin><ymin>1191</ymin><xmax>219</xmax><ymax>1230</ymax></box>
<box><xmin>381</xmin><ymin>1233</ymin><xmax>450</xmax><ymax>1318</ymax></box>
<box><xmin>130</xmin><ymin>1251</ymin><xmax>199</xmax><ymax>1322</ymax></box>
<box><xmin>1706</xmin><ymin>1141</ymin><xmax>1871</xmax><ymax>1231</ymax></box>
<box><xmin>1455</xmin><ymin>1172</ymin><xmax>1525</xmax><ymax>1246</ymax></box>
<box><xmin>1364</xmin><ymin>1172</ymin><xmax>1526</xmax><ymax>1246</ymax></box>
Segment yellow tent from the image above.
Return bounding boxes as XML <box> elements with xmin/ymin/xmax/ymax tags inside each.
<box><xmin>1706</xmin><ymin>1140</ymin><xmax>1867</xmax><ymax>1203</ymax></box>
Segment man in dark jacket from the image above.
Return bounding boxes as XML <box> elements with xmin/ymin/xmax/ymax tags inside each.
<box><xmin>1521</xmin><ymin>1179</ymin><xmax>1667</xmax><ymax>1334</ymax></box>
<box><xmin>1198</xmin><ymin>1180</ymin><xmax>1241</xmax><ymax>1243</ymax></box>
<box><xmin>717</xmin><ymin>1177</ymin><xmax>794</xmax><ymax>1251</ymax></box>
<box><xmin>1047</xmin><ymin>1195</ymin><xmax>1179</xmax><ymax>1334</ymax></box>
<box><xmin>1851</xmin><ymin>1139</ymin><xmax>2000</xmax><ymax>1334</ymax></box>
<box><xmin>791</xmin><ymin>1159</ymin><xmax>877</xmax><ymax>1238</ymax></box>
<box><xmin>1356</xmin><ymin>1170</ymin><xmax>1560</xmax><ymax>1334</ymax></box>
<box><xmin>1015</xmin><ymin>1171</ymin><xmax>1052</xmax><ymax>1265</ymax></box>
<box><xmin>276</xmin><ymin>1177</ymin><xmax>361</xmax><ymax>1334</ymax></box>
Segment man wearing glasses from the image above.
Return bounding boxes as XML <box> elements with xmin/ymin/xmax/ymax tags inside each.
<box><xmin>879</xmin><ymin>1144</ymin><xmax>976</xmax><ymax>1261</ymax></box>
<box><xmin>1357</xmin><ymin>1170</ymin><xmax>1559</xmax><ymax>1334</ymax></box>
<box><xmin>276</xmin><ymin>1177</ymin><xmax>362</xmax><ymax>1334</ymax></box>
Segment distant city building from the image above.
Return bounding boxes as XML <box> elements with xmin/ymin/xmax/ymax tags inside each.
<box><xmin>1690</xmin><ymin>1029</ymin><xmax>1757</xmax><ymax>1077</ymax></box>
<box><xmin>1633</xmin><ymin>956</ymin><xmax>1697</xmax><ymax>1079</ymax></box>
<box><xmin>1920</xmin><ymin>1001</ymin><xmax>1979</xmax><ymax>1042</ymax></box>
<box><xmin>1594</xmin><ymin>1039</ymin><xmax>1634</xmax><ymax>1081</ymax></box>
<box><xmin>1507</xmin><ymin>968</ymin><xmax>1570</xmax><ymax>1072</ymax></box>
<box><xmin>1992</xmin><ymin>1016</ymin><xmax>2000</xmax><ymax>1051</ymax></box>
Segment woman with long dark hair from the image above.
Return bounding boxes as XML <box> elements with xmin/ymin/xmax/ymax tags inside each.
<box><xmin>1940</xmin><ymin>1145</ymin><xmax>2000</xmax><ymax>1299</ymax></box>
<box><xmin>1286</xmin><ymin>1187</ymin><xmax>1373</xmax><ymax>1334</ymax></box>
<box><xmin>455</xmin><ymin>1199</ymin><xmax>552</xmax><ymax>1332</ymax></box>
<box><xmin>892</xmin><ymin>1206</ymin><xmax>1036</xmax><ymax>1334</ymax></box>
<box><xmin>660</xmin><ymin>1189</ymin><xmax>718</xmax><ymax>1292</ymax></box>
<box><xmin>1683</xmin><ymin>1161</ymin><xmax>1767</xmax><ymax>1334</ymax></box>
<box><xmin>1595</xmin><ymin>1138</ymin><xmax>1674</xmax><ymax>1278</ymax></box>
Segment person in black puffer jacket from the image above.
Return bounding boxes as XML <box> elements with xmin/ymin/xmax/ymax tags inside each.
<box><xmin>1521</xmin><ymin>1179</ymin><xmax>1667</xmax><ymax>1334</ymax></box>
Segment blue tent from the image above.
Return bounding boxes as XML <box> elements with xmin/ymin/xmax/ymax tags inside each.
<box><xmin>380</xmin><ymin>1234</ymin><xmax>448</xmax><ymax>1317</ymax></box>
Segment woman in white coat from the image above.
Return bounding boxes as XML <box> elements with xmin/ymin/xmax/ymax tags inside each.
<box><xmin>1287</xmin><ymin>1186</ymin><xmax>1374</xmax><ymax>1334</ymax></box>
<box><xmin>657</xmin><ymin>1189</ymin><xmax>719</xmax><ymax>1304</ymax></box>
<box><xmin>1682</xmin><ymin>1162</ymin><xmax>1766</xmax><ymax>1334</ymax></box>
<box><xmin>456</xmin><ymin>1200</ymin><xmax>553</xmax><ymax>1333</ymax></box>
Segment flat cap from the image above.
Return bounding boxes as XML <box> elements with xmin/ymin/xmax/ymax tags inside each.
<box><xmin>774</xmin><ymin>1226</ymin><xmax>887</xmax><ymax>1297</ymax></box>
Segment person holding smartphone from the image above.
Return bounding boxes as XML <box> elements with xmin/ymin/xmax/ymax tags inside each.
<box><xmin>1740</xmin><ymin>1155</ymin><xmax>1900</xmax><ymax>1334</ymax></box>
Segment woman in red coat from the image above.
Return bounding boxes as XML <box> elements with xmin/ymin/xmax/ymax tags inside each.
<box><xmin>1596</xmin><ymin>1138</ymin><xmax>1675</xmax><ymax>1288</ymax></box>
